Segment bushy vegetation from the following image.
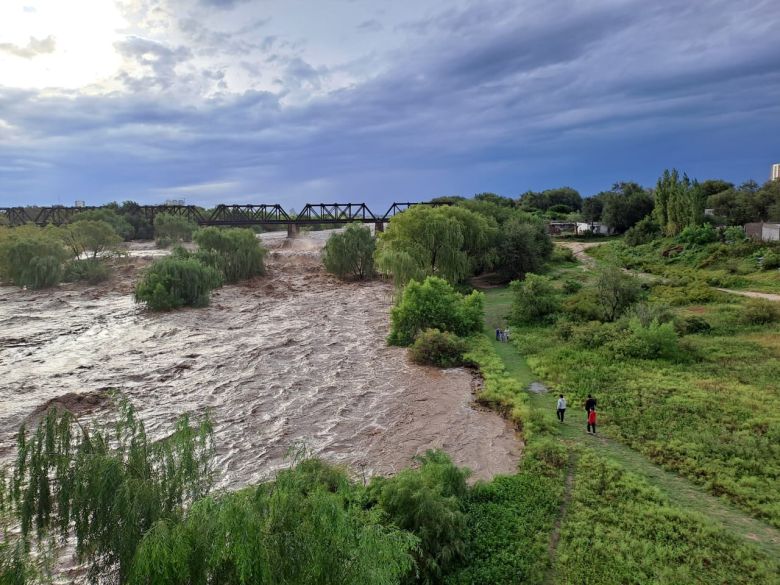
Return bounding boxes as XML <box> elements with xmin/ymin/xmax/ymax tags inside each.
<box><xmin>6</xmin><ymin>399</ymin><xmax>214</xmax><ymax>583</ymax></box>
<box><xmin>135</xmin><ymin>256</ymin><xmax>223</xmax><ymax>310</ymax></box>
<box><xmin>388</xmin><ymin>277</ymin><xmax>484</xmax><ymax>346</ymax></box>
<box><xmin>509</xmin><ymin>274</ymin><xmax>559</xmax><ymax>323</ymax></box>
<box><xmin>555</xmin><ymin>452</ymin><xmax>777</xmax><ymax>584</ymax></box>
<box><xmin>63</xmin><ymin>258</ymin><xmax>111</xmax><ymax>284</ymax></box>
<box><xmin>408</xmin><ymin>328</ymin><xmax>468</xmax><ymax>368</ymax></box>
<box><xmin>154</xmin><ymin>212</ymin><xmax>198</xmax><ymax>247</ymax></box>
<box><xmin>509</xmin><ymin>260</ymin><xmax>780</xmax><ymax>525</ymax></box>
<box><xmin>654</xmin><ymin>169</ymin><xmax>707</xmax><ymax>236</ymax></box>
<box><xmin>0</xmin><ymin>227</ymin><xmax>70</xmax><ymax>289</ymax></box>
<box><xmin>61</xmin><ymin>219</ymin><xmax>122</xmax><ymax>258</ymax></box>
<box><xmin>375</xmin><ymin>205</ymin><xmax>495</xmax><ymax>285</ymax></box>
<box><xmin>193</xmin><ymin>227</ymin><xmax>267</xmax><ymax>283</ymax></box>
<box><xmin>581</xmin><ymin>182</ymin><xmax>654</xmax><ymax>233</ymax></box>
<box><xmin>323</xmin><ymin>224</ymin><xmax>376</xmax><ymax>280</ymax></box>
<box><xmin>130</xmin><ymin>459</ymin><xmax>416</xmax><ymax>585</ymax></box>
<box><xmin>71</xmin><ymin>208</ymin><xmax>134</xmax><ymax>240</ymax></box>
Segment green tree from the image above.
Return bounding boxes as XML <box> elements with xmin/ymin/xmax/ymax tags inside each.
<box><xmin>7</xmin><ymin>400</ymin><xmax>214</xmax><ymax>584</ymax></box>
<box><xmin>517</xmin><ymin>187</ymin><xmax>582</xmax><ymax>213</ymax></box>
<box><xmin>1</xmin><ymin>230</ymin><xmax>70</xmax><ymax>289</ymax></box>
<box><xmin>595</xmin><ymin>266</ymin><xmax>641</xmax><ymax>321</ymax></box>
<box><xmin>193</xmin><ymin>227</ymin><xmax>267</xmax><ymax>283</ymax></box>
<box><xmin>154</xmin><ymin>213</ymin><xmax>198</xmax><ymax>246</ymax></box>
<box><xmin>129</xmin><ymin>459</ymin><xmax>416</xmax><ymax>585</ymax></box>
<box><xmin>135</xmin><ymin>256</ymin><xmax>223</xmax><ymax>310</ymax></box>
<box><xmin>388</xmin><ymin>276</ymin><xmax>484</xmax><ymax>346</ymax></box>
<box><xmin>370</xmin><ymin>450</ymin><xmax>469</xmax><ymax>584</ymax></box>
<box><xmin>496</xmin><ymin>216</ymin><xmax>553</xmax><ymax>280</ymax></box>
<box><xmin>322</xmin><ymin>225</ymin><xmax>376</xmax><ymax>280</ymax></box>
<box><xmin>61</xmin><ymin>220</ymin><xmax>122</xmax><ymax>258</ymax></box>
<box><xmin>375</xmin><ymin>206</ymin><xmax>492</xmax><ymax>286</ymax></box>
<box><xmin>509</xmin><ymin>274</ymin><xmax>560</xmax><ymax>323</ymax></box>
<box><xmin>654</xmin><ymin>169</ymin><xmax>706</xmax><ymax>235</ymax></box>
<box><xmin>71</xmin><ymin>208</ymin><xmax>134</xmax><ymax>240</ymax></box>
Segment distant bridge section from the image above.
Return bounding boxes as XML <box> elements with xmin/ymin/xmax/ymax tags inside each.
<box><xmin>0</xmin><ymin>202</ymin><xmax>451</xmax><ymax>232</ymax></box>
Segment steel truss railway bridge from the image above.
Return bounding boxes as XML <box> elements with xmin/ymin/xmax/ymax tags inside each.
<box><xmin>0</xmin><ymin>201</ymin><xmax>451</xmax><ymax>236</ymax></box>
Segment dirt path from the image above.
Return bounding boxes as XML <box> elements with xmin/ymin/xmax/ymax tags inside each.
<box><xmin>715</xmin><ymin>288</ymin><xmax>780</xmax><ymax>302</ymax></box>
<box><xmin>556</xmin><ymin>241</ymin><xmax>600</xmax><ymax>268</ymax></box>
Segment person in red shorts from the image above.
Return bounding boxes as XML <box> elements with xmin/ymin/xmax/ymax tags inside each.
<box><xmin>587</xmin><ymin>408</ymin><xmax>597</xmax><ymax>434</ymax></box>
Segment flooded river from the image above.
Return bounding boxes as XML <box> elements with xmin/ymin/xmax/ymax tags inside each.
<box><xmin>0</xmin><ymin>231</ymin><xmax>521</xmax><ymax>488</ymax></box>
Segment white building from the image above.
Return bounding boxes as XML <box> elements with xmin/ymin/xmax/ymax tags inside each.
<box><xmin>74</xmin><ymin>200</ymin><xmax>85</xmax><ymax>208</ymax></box>
<box><xmin>165</xmin><ymin>198</ymin><xmax>186</xmax><ymax>206</ymax></box>
<box><xmin>576</xmin><ymin>222</ymin><xmax>612</xmax><ymax>236</ymax></box>
<box><xmin>762</xmin><ymin>223</ymin><xmax>780</xmax><ymax>242</ymax></box>
<box><xmin>772</xmin><ymin>163</ymin><xmax>780</xmax><ymax>181</ymax></box>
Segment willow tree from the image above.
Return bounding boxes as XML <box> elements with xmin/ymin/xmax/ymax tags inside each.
<box><xmin>1</xmin><ymin>228</ymin><xmax>70</xmax><ymax>289</ymax></box>
<box><xmin>128</xmin><ymin>460</ymin><xmax>417</xmax><ymax>585</ymax></box>
<box><xmin>7</xmin><ymin>398</ymin><xmax>214</xmax><ymax>584</ymax></box>
<box><xmin>61</xmin><ymin>220</ymin><xmax>122</xmax><ymax>258</ymax></box>
<box><xmin>375</xmin><ymin>206</ymin><xmax>493</xmax><ymax>286</ymax></box>
<box><xmin>322</xmin><ymin>225</ymin><xmax>376</xmax><ymax>280</ymax></box>
<box><xmin>194</xmin><ymin>227</ymin><xmax>267</xmax><ymax>283</ymax></box>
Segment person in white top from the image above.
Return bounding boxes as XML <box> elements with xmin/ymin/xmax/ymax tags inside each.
<box><xmin>556</xmin><ymin>394</ymin><xmax>567</xmax><ymax>422</ymax></box>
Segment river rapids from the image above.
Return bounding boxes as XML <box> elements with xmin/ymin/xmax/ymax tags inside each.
<box><xmin>0</xmin><ymin>231</ymin><xmax>521</xmax><ymax>488</ymax></box>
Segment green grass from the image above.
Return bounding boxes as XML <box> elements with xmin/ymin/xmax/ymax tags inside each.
<box><xmin>590</xmin><ymin>238</ymin><xmax>780</xmax><ymax>294</ymax></box>
<box><xmin>476</xmin><ymin>284</ymin><xmax>780</xmax><ymax>569</ymax></box>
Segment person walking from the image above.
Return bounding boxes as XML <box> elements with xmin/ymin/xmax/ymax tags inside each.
<box><xmin>584</xmin><ymin>394</ymin><xmax>597</xmax><ymax>413</ymax></box>
<box><xmin>587</xmin><ymin>408</ymin><xmax>597</xmax><ymax>434</ymax></box>
<box><xmin>556</xmin><ymin>394</ymin><xmax>566</xmax><ymax>422</ymax></box>
<box><xmin>495</xmin><ymin>328</ymin><xmax>501</xmax><ymax>341</ymax></box>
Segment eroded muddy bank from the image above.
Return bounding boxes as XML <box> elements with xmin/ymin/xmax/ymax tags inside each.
<box><xmin>0</xmin><ymin>232</ymin><xmax>521</xmax><ymax>485</ymax></box>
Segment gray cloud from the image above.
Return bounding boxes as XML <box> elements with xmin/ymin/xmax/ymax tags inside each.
<box><xmin>0</xmin><ymin>35</ymin><xmax>56</xmax><ymax>59</ymax></box>
<box><xmin>1</xmin><ymin>0</ymin><xmax>779</xmax><ymax>206</ymax></box>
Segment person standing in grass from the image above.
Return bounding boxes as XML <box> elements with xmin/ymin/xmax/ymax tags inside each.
<box><xmin>556</xmin><ymin>394</ymin><xmax>566</xmax><ymax>422</ymax></box>
<box><xmin>587</xmin><ymin>408</ymin><xmax>597</xmax><ymax>434</ymax></box>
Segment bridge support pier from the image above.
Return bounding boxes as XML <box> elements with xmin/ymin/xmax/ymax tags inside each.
<box><xmin>287</xmin><ymin>223</ymin><xmax>300</xmax><ymax>238</ymax></box>
<box><xmin>374</xmin><ymin>221</ymin><xmax>385</xmax><ymax>233</ymax></box>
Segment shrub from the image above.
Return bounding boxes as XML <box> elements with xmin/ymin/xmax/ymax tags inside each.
<box><xmin>551</xmin><ymin>246</ymin><xmax>577</xmax><ymax>263</ymax></box>
<box><xmin>676</xmin><ymin>315</ymin><xmax>711</xmax><ymax>335</ymax></box>
<box><xmin>61</xmin><ymin>220</ymin><xmax>122</xmax><ymax>258</ymax></box>
<box><xmin>154</xmin><ymin>213</ymin><xmax>197</xmax><ymax>246</ymax></box>
<box><xmin>194</xmin><ymin>227</ymin><xmax>267</xmax><ymax>283</ymax></box>
<box><xmin>571</xmin><ymin>321</ymin><xmax>619</xmax><ymax>349</ymax></box>
<box><xmin>388</xmin><ymin>276</ymin><xmax>484</xmax><ymax>346</ymax></box>
<box><xmin>135</xmin><ymin>257</ymin><xmax>223</xmax><ymax>310</ymax></box>
<box><xmin>741</xmin><ymin>299</ymin><xmax>779</xmax><ymax>325</ymax></box>
<box><xmin>562</xmin><ymin>288</ymin><xmax>603</xmax><ymax>321</ymax></box>
<box><xmin>63</xmin><ymin>259</ymin><xmax>111</xmax><ymax>284</ymax></box>
<box><xmin>624</xmin><ymin>216</ymin><xmax>661</xmax><ymax>246</ymax></box>
<box><xmin>722</xmin><ymin>226</ymin><xmax>747</xmax><ymax>243</ymax></box>
<box><xmin>3</xmin><ymin>235</ymin><xmax>69</xmax><ymax>289</ymax></box>
<box><xmin>562</xmin><ymin>279</ymin><xmax>582</xmax><ymax>294</ymax></box>
<box><xmin>610</xmin><ymin>318</ymin><xmax>679</xmax><ymax>360</ymax></box>
<box><xmin>371</xmin><ymin>450</ymin><xmax>469</xmax><ymax>583</ymax></box>
<box><xmin>595</xmin><ymin>266</ymin><xmax>642</xmax><ymax>321</ymax></box>
<box><xmin>650</xmin><ymin>282</ymin><xmax>715</xmax><ymax>306</ymax></box>
<box><xmin>71</xmin><ymin>208</ymin><xmax>134</xmax><ymax>240</ymax></box>
<box><xmin>508</xmin><ymin>273</ymin><xmax>560</xmax><ymax>324</ymax></box>
<box><xmin>408</xmin><ymin>329</ymin><xmax>467</xmax><ymax>368</ymax></box>
<box><xmin>623</xmin><ymin>301</ymin><xmax>674</xmax><ymax>327</ymax></box>
<box><xmin>760</xmin><ymin>250</ymin><xmax>780</xmax><ymax>270</ymax></box>
<box><xmin>322</xmin><ymin>224</ymin><xmax>376</xmax><ymax>279</ymax></box>
<box><xmin>678</xmin><ymin>224</ymin><xmax>718</xmax><ymax>245</ymax></box>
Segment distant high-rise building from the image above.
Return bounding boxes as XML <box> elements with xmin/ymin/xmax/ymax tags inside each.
<box><xmin>165</xmin><ymin>198</ymin><xmax>186</xmax><ymax>206</ymax></box>
<box><xmin>75</xmin><ymin>200</ymin><xmax>85</xmax><ymax>207</ymax></box>
<box><xmin>772</xmin><ymin>163</ymin><xmax>780</xmax><ymax>181</ymax></box>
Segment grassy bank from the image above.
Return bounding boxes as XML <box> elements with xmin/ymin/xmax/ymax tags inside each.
<box><xmin>590</xmin><ymin>237</ymin><xmax>780</xmax><ymax>294</ymax></box>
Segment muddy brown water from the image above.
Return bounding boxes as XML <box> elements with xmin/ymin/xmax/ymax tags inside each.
<box><xmin>0</xmin><ymin>231</ymin><xmax>521</xmax><ymax>489</ymax></box>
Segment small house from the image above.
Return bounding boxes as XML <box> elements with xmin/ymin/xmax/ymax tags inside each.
<box><xmin>576</xmin><ymin>222</ymin><xmax>612</xmax><ymax>236</ymax></box>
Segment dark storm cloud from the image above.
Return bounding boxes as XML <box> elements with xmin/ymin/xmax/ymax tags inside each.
<box><xmin>2</xmin><ymin>0</ymin><xmax>780</xmax><ymax>206</ymax></box>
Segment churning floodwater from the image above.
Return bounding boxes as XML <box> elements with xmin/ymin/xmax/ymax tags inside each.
<box><xmin>0</xmin><ymin>230</ymin><xmax>521</xmax><ymax>488</ymax></box>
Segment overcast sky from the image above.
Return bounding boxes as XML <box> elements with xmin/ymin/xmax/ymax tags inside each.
<box><xmin>1</xmin><ymin>0</ymin><xmax>779</xmax><ymax>208</ymax></box>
